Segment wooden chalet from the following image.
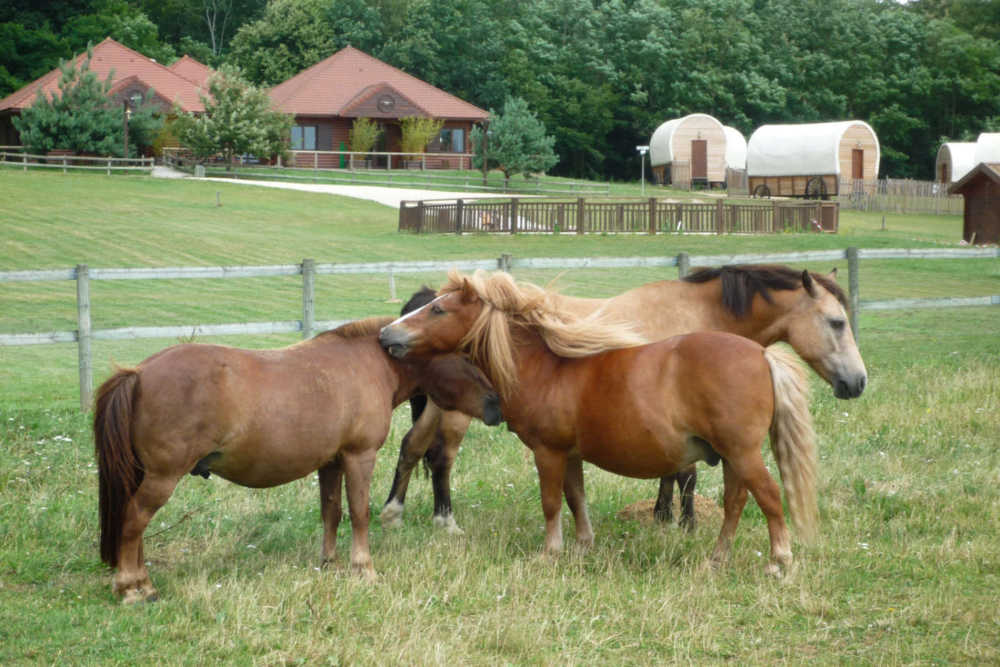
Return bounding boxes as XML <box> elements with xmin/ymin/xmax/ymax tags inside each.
<box><xmin>268</xmin><ymin>46</ymin><xmax>489</xmax><ymax>169</ymax></box>
<box><xmin>949</xmin><ymin>162</ymin><xmax>1000</xmax><ymax>245</ymax></box>
<box><xmin>0</xmin><ymin>38</ymin><xmax>209</xmax><ymax>148</ymax></box>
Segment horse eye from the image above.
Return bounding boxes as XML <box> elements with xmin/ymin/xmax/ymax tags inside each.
<box><xmin>828</xmin><ymin>318</ymin><xmax>846</xmax><ymax>332</ymax></box>
<box><xmin>431</xmin><ymin>304</ymin><xmax>445</xmax><ymax>315</ymax></box>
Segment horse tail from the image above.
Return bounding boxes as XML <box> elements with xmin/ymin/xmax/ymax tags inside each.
<box><xmin>763</xmin><ymin>345</ymin><xmax>818</xmax><ymax>543</ymax></box>
<box><xmin>93</xmin><ymin>367</ymin><xmax>144</xmax><ymax>567</ymax></box>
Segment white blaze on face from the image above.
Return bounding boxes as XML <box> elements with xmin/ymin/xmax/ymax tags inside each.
<box><xmin>389</xmin><ymin>294</ymin><xmax>446</xmax><ymax>326</ymax></box>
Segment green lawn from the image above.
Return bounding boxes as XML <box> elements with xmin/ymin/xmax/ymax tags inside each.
<box><xmin>1</xmin><ymin>171</ymin><xmax>998</xmax><ymax>664</ymax></box>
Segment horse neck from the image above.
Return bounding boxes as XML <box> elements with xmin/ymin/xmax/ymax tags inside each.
<box><xmin>307</xmin><ymin>333</ymin><xmax>407</xmax><ymax>405</ymax></box>
<box><xmin>498</xmin><ymin>324</ymin><xmax>580</xmax><ymax>425</ymax></box>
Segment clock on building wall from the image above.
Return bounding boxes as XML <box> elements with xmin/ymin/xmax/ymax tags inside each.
<box><xmin>377</xmin><ymin>95</ymin><xmax>396</xmax><ymax>113</ymax></box>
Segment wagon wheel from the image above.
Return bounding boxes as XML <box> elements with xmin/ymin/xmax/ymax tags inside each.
<box><xmin>805</xmin><ymin>177</ymin><xmax>827</xmax><ymax>200</ymax></box>
<box><xmin>752</xmin><ymin>184</ymin><xmax>771</xmax><ymax>198</ymax></box>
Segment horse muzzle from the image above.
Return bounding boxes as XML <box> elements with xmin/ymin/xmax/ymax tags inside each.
<box><xmin>834</xmin><ymin>372</ymin><xmax>867</xmax><ymax>399</ymax></box>
<box><xmin>482</xmin><ymin>393</ymin><xmax>503</xmax><ymax>426</ymax></box>
<box><xmin>379</xmin><ymin>325</ymin><xmax>411</xmax><ymax>359</ymax></box>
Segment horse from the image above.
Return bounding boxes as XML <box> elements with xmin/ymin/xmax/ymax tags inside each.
<box><xmin>378</xmin><ymin>270</ymin><xmax>819</xmax><ymax>575</ymax></box>
<box><xmin>93</xmin><ymin>317</ymin><xmax>502</xmax><ymax>604</ymax></box>
<box><xmin>381</xmin><ymin>264</ymin><xmax>865</xmax><ymax>533</ymax></box>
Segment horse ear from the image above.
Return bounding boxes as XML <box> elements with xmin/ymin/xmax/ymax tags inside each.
<box><xmin>460</xmin><ymin>278</ymin><xmax>477</xmax><ymax>303</ymax></box>
<box><xmin>802</xmin><ymin>270</ymin><xmax>817</xmax><ymax>297</ymax></box>
<box><xmin>828</xmin><ymin>267</ymin><xmax>838</xmax><ymax>280</ymax></box>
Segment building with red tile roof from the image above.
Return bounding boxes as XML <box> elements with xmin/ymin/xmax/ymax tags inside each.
<box><xmin>0</xmin><ymin>38</ymin><xmax>209</xmax><ymax>146</ymax></box>
<box><xmin>168</xmin><ymin>55</ymin><xmax>214</xmax><ymax>88</ymax></box>
<box><xmin>270</xmin><ymin>46</ymin><xmax>488</xmax><ymax>168</ymax></box>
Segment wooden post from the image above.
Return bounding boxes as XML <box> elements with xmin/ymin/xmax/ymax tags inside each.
<box><xmin>76</xmin><ymin>264</ymin><xmax>92</xmax><ymax>413</ymax></box>
<box><xmin>677</xmin><ymin>252</ymin><xmax>690</xmax><ymax>279</ymax></box>
<box><xmin>510</xmin><ymin>198</ymin><xmax>519</xmax><ymax>234</ymax></box>
<box><xmin>772</xmin><ymin>200</ymin><xmax>780</xmax><ymax>232</ymax></box>
<box><xmin>648</xmin><ymin>197</ymin><xmax>657</xmax><ymax>235</ymax></box>
<box><xmin>576</xmin><ymin>197</ymin><xmax>585</xmax><ymax>235</ymax></box>
<box><xmin>416</xmin><ymin>201</ymin><xmax>425</xmax><ymax>234</ymax></box>
<box><xmin>23</xmin><ymin>152</ymin><xmax>27</xmax><ymax>171</ymax></box>
<box><xmin>499</xmin><ymin>253</ymin><xmax>513</xmax><ymax>272</ymax></box>
<box><xmin>106</xmin><ymin>158</ymin><xmax>111</xmax><ymax>176</ymax></box>
<box><xmin>847</xmin><ymin>246</ymin><xmax>860</xmax><ymax>340</ymax></box>
<box><xmin>456</xmin><ymin>199</ymin><xmax>464</xmax><ymax>235</ymax></box>
<box><xmin>301</xmin><ymin>258</ymin><xmax>315</xmax><ymax>339</ymax></box>
<box><xmin>716</xmin><ymin>199</ymin><xmax>725</xmax><ymax>234</ymax></box>
<box><xmin>63</xmin><ymin>156</ymin><xmax>67</xmax><ymax>174</ymax></box>
<box><xmin>388</xmin><ymin>269</ymin><xmax>398</xmax><ymax>301</ymax></box>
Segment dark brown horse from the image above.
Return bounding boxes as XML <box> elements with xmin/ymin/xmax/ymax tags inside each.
<box><xmin>382</xmin><ymin>265</ymin><xmax>864</xmax><ymax>533</ymax></box>
<box><xmin>379</xmin><ymin>271</ymin><xmax>818</xmax><ymax>574</ymax></box>
<box><xmin>94</xmin><ymin>317</ymin><xmax>501</xmax><ymax>604</ymax></box>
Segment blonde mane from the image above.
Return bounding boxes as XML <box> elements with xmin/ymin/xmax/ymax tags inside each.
<box><xmin>441</xmin><ymin>270</ymin><xmax>646</xmax><ymax>396</ymax></box>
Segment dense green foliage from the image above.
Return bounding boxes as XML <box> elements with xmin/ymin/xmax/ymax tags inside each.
<box><xmin>171</xmin><ymin>64</ymin><xmax>292</xmax><ymax>167</ymax></box>
<box><xmin>2</xmin><ymin>0</ymin><xmax>999</xmax><ymax>179</ymax></box>
<box><xmin>472</xmin><ymin>96</ymin><xmax>559</xmax><ymax>181</ymax></box>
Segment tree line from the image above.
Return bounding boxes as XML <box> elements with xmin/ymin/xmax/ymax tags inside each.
<box><xmin>2</xmin><ymin>0</ymin><xmax>998</xmax><ymax>180</ymax></box>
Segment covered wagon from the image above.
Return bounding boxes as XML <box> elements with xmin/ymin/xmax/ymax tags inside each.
<box><xmin>746</xmin><ymin>121</ymin><xmax>880</xmax><ymax>198</ymax></box>
<box><xmin>649</xmin><ymin>114</ymin><xmax>728</xmax><ymax>188</ymax></box>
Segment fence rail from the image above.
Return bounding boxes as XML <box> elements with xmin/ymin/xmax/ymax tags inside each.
<box><xmin>0</xmin><ymin>151</ymin><xmax>154</xmax><ymax>174</ymax></box>
<box><xmin>2</xmin><ymin>247</ymin><xmax>998</xmax><ymax>411</ymax></box>
<box><xmin>837</xmin><ymin>178</ymin><xmax>964</xmax><ymax>215</ymax></box>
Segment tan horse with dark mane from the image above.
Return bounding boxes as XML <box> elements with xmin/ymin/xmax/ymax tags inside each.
<box><xmin>381</xmin><ymin>265</ymin><xmax>865</xmax><ymax>533</ymax></box>
<box><xmin>379</xmin><ymin>270</ymin><xmax>819</xmax><ymax>574</ymax></box>
<box><xmin>94</xmin><ymin>317</ymin><xmax>501</xmax><ymax>604</ymax></box>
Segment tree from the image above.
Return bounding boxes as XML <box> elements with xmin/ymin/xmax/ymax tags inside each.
<box><xmin>400</xmin><ymin>116</ymin><xmax>443</xmax><ymax>154</ymax></box>
<box><xmin>172</xmin><ymin>64</ymin><xmax>292</xmax><ymax>168</ymax></box>
<box><xmin>348</xmin><ymin>117</ymin><xmax>381</xmax><ymax>153</ymax></box>
<box><xmin>12</xmin><ymin>47</ymin><xmax>141</xmax><ymax>156</ymax></box>
<box><xmin>471</xmin><ymin>96</ymin><xmax>558</xmax><ymax>184</ymax></box>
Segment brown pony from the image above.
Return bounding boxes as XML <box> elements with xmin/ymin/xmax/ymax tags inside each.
<box><xmin>379</xmin><ymin>271</ymin><xmax>819</xmax><ymax>574</ymax></box>
<box><xmin>94</xmin><ymin>317</ymin><xmax>501</xmax><ymax>604</ymax></box>
<box><xmin>382</xmin><ymin>265</ymin><xmax>864</xmax><ymax>533</ymax></box>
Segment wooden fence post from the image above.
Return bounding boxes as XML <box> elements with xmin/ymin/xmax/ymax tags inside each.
<box><xmin>510</xmin><ymin>198</ymin><xmax>519</xmax><ymax>234</ymax></box>
<box><xmin>772</xmin><ymin>200</ymin><xmax>780</xmax><ymax>232</ymax></box>
<box><xmin>301</xmin><ymin>258</ymin><xmax>315</xmax><ymax>339</ymax></box>
<box><xmin>716</xmin><ymin>199</ymin><xmax>725</xmax><ymax>234</ymax></box>
<box><xmin>499</xmin><ymin>253</ymin><xmax>513</xmax><ymax>272</ymax></box>
<box><xmin>576</xmin><ymin>198</ymin><xmax>585</xmax><ymax>235</ymax></box>
<box><xmin>76</xmin><ymin>264</ymin><xmax>92</xmax><ymax>412</ymax></box>
<box><xmin>416</xmin><ymin>201</ymin><xmax>425</xmax><ymax>234</ymax></box>
<box><xmin>648</xmin><ymin>197</ymin><xmax>657</xmax><ymax>235</ymax></box>
<box><xmin>847</xmin><ymin>247</ymin><xmax>860</xmax><ymax>340</ymax></box>
<box><xmin>456</xmin><ymin>199</ymin><xmax>464</xmax><ymax>235</ymax></box>
<box><xmin>676</xmin><ymin>252</ymin><xmax>690</xmax><ymax>279</ymax></box>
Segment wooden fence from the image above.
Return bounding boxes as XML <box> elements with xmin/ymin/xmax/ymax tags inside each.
<box><xmin>399</xmin><ymin>197</ymin><xmax>839</xmax><ymax>234</ymax></box>
<box><xmin>837</xmin><ymin>178</ymin><xmax>964</xmax><ymax>215</ymax></box>
<box><xmin>3</xmin><ymin>247</ymin><xmax>998</xmax><ymax>411</ymax></box>
<box><xmin>0</xmin><ymin>151</ymin><xmax>154</xmax><ymax>174</ymax></box>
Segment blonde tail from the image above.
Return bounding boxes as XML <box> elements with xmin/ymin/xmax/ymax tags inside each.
<box><xmin>764</xmin><ymin>345</ymin><xmax>818</xmax><ymax>543</ymax></box>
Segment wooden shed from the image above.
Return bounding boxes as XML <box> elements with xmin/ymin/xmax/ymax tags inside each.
<box><xmin>649</xmin><ymin>114</ymin><xmax>727</xmax><ymax>188</ymax></box>
<box><xmin>935</xmin><ymin>142</ymin><xmax>977</xmax><ymax>184</ymax></box>
<box><xmin>746</xmin><ymin>120</ymin><xmax>880</xmax><ymax>198</ymax></box>
<box><xmin>949</xmin><ymin>162</ymin><xmax>1000</xmax><ymax>245</ymax></box>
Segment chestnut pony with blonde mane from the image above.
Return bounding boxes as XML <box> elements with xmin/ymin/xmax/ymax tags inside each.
<box><xmin>381</xmin><ymin>265</ymin><xmax>864</xmax><ymax>534</ymax></box>
<box><xmin>94</xmin><ymin>317</ymin><xmax>501</xmax><ymax>604</ymax></box>
<box><xmin>380</xmin><ymin>270</ymin><xmax>819</xmax><ymax>574</ymax></box>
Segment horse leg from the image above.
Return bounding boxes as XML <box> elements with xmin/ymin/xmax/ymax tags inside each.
<box><xmin>381</xmin><ymin>400</ymin><xmax>442</xmax><ymax>527</ymax></box>
<box><xmin>318</xmin><ymin>457</ymin><xmax>344</xmax><ymax>565</ymax></box>
<box><xmin>562</xmin><ymin>453</ymin><xmax>593</xmax><ymax>548</ymax></box>
<box><xmin>653</xmin><ymin>475</ymin><xmax>676</xmax><ymax>523</ymax></box>
<box><xmin>727</xmin><ymin>451</ymin><xmax>793</xmax><ymax>576</ymax></box>
<box><xmin>429</xmin><ymin>411</ymin><xmax>472</xmax><ymax>534</ymax></box>
<box><xmin>677</xmin><ymin>465</ymin><xmax>698</xmax><ymax>531</ymax></box>
<box><xmin>113</xmin><ymin>472</ymin><xmax>181</xmax><ymax>604</ymax></box>
<box><xmin>708</xmin><ymin>461</ymin><xmax>748</xmax><ymax>569</ymax></box>
<box><xmin>342</xmin><ymin>447</ymin><xmax>379</xmax><ymax>581</ymax></box>
<box><xmin>532</xmin><ymin>446</ymin><xmax>568</xmax><ymax>554</ymax></box>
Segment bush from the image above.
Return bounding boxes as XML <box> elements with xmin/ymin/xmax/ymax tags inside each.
<box><xmin>400</xmin><ymin>116</ymin><xmax>444</xmax><ymax>154</ymax></box>
<box><xmin>348</xmin><ymin>117</ymin><xmax>381</xmax><ymax>153</ymax></box>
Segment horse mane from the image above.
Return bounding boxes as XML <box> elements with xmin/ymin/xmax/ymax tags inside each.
<box><xmin>441</xmin><ymin>269</ymin><xmax>646</xmax><ymax>397</ymax></box>
<box><xmin>402</xmin><ymin>286</ymin><xmax>437</xmax><ymax>315</ymax></box>
<box><xmin>319</xmin><ymin>316</ymin><xmax>394</xmax><ymax>340</ymax></box>
<box><xmin>683</xmin><ymin>264</ymin><xmax>848</xmax><ymax>317</ymax></box>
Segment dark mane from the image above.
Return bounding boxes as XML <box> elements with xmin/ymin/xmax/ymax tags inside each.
<box><xmin>403</xmin><ymin>286</ymin><xmax>437</xmax><ymax>315</ymax></box>
<box><xmin>683</xmin><ymin>265</ymin><xmax>848</xmax><ymax>317</ymax></box>
<box><xmin>318</xmin><ymin>316</ymin><xmax>394</xmax><ymax>340</ymax></box>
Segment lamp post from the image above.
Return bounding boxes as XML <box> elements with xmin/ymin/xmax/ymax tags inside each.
<box><xmin>636</xmin><ymin>145</ymin><xmax>649</xmax><ymax>196</ymax></box>
<box><xmin>123</xmin><ymin>101</ymin><xmax>132</xmax><ymax>159</ymax></box>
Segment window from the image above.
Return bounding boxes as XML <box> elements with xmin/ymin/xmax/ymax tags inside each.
<box><xmin>438</xmin><ymin>128</ymin><xmax>465</xmax><ymax>153</ymax></box>
<box><xmin>291</xmin><ymin>125</ymin><xmax>317</xmax><ymax>150</ymax></box>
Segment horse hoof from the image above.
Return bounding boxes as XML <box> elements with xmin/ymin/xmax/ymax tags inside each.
<box><xmin>121</xmin><ymin>587</ymin><xmax>156</xmax><ymax>605</ymax></box>
<box><xmin>380</xmin><ymin>500</ymin><xmax>404</xmax><ymax>527</ymax></box>
<box><xmin>432</xmin><ymin>514</ymin><xmax>465</xmax><ymax>535</ymax></box>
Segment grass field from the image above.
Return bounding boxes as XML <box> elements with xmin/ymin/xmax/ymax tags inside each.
<box><xmin>1</xmin><ymin>171</ymin><xmax>998</xmax><ymax>664</ymax></box>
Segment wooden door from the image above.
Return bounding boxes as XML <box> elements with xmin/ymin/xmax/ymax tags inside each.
<box><xmin>691</xmin><ymin>140</ymin><xmax>707</xmax><ymax>180</ymax></box>
<box><xmin>852</xmin><ymin>149</ymin><xmax>864</xmax><ymax>180</ymax></box>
